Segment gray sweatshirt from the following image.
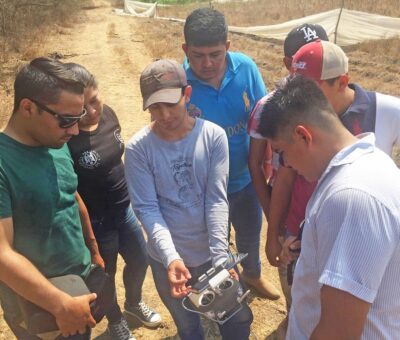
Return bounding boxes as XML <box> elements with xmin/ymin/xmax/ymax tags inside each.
<box><xmin>124</xmin><ymin>118</ymin><xmax>229</xmax><ymax>268</ymax></box>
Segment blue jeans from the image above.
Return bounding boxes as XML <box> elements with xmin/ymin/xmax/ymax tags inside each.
<box><xmin>149</xmin><ymin>257</ymin><xmax>253</xmax><ymax>340</ymax></box>
<box><xmin>228</xmin><ymin>182</ymin><xmax>263</xmax><ymax>278</ymax></box>
<box><xmin>91</xmin><ymin>205</ymin><xmax>148</xmax><ymax>320</ymax></box>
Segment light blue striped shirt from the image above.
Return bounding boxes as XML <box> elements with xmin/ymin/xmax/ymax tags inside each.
<box><xmin>288</xmin><ymin>133</ymin><xmax>400</xmax><ymax>339</ymax></box>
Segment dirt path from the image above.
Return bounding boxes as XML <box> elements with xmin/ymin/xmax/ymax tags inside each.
<box><xmin>0</xmin><ymin>2</ymin><xmax>285</xmax><ymax>339</ymax></box>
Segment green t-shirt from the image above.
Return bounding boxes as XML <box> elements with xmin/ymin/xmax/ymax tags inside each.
<box><xmin>0</xmin><ymin>133</ymin><xmax>91</xmax><ymax>278</ymax></box>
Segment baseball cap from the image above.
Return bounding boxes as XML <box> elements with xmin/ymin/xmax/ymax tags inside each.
<box><xmin>291</xmin><ymin>40</ymin><xmax>349</xmax><ymax>81</ymax></box>
<box><xmin>284</xmin><ymin>23</ymin><xmax>328</xmax><ymax>58</ymax></box>
<box><xmin>140</xmin><ymin>59</ymin><xmax>187</xmax><ymax>110</ymax></box>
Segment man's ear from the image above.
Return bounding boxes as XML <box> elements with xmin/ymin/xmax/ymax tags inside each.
<box><xmin>184</xmin><ymin>85</ymin><xmax>192</xmax><ymax>102</ymax></box>
<box><xmin>337</xmin><ymin>74</ymin><xmax>349</xmax><ymax>92</ymax></box>
<box><xmin>294</xmin><ymin>125</ymin><xmax>312</xmax><ymax>146</ymax></box>
<box><xmin>225</xmin><ymin>40</ymin><xmax>231</xmax><ymax>51</ymax></box>
<box><xmin>182</xmin><ymin>43</ymin><xmax>188</xmax><ymax>56</ymax></box>
<box><xmin>19</xmin><ymin>98</ymin><xmax>36</xmax><ymax>118</ymax></box>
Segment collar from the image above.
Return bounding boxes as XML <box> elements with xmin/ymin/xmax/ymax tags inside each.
<box><xmin>341</xmin><ymin>83</ymin><xmax>371</xmax><ymax>118</ymax></box>
<box><xmin>319</xmin><ymin>133</ymin><xmax>375</xmax><ymax>181</ymax></box>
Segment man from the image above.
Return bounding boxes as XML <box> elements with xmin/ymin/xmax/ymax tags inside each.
<box><xmin>249</xmin><ymin>23</ymin><xmax>328</xmax><ymax>218</ymax></box>
<box><xmin>182</xmin><ymin>7</ymin><xmax>280</xmax><ymax>299</ymax></box>
<box><xmin>124</xmin><ymin>59</ymin><xmax>253</xmax><ymax>340</ymax></box>
<box><xmin>0</xmin><ymin>57</ymin><xmax>133</xmax><ymax>340</ymax></box>
<box><xmin>267</xmin><ymin>40</ymin><xmax>400</xmax><ymax>269</ymax></box>
<box><xmin>258</xmin><ymin>75</ymin><xmax>400</xmax><ymax>339</ymax></box>
<box><xmin>248</xmin><ymin>23</ymin><xmax>329</xmax><ymax>316</ymax></box>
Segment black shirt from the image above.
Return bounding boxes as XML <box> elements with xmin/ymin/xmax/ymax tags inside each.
<box><xmin>68</xmin><ymin>105</ymin><xmax>130</xmax><ymax>217</ymax></box>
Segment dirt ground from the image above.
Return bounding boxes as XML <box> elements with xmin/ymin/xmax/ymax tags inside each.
<box><xmin>0</xmin><ymin>2</ymin><xmax>286</xmax><ymax>339</ymax></box>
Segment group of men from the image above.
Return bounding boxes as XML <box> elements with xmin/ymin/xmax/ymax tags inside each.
<box><xmin>0</xmin><ymin>6</ymin><xmax>399</xmax><ymax>340</ymax></box>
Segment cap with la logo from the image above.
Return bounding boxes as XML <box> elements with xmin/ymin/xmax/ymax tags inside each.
<box><xmin>284</xmin><ymin>23</ymin><xmax>329</xmax><ymax>58</ymax></box>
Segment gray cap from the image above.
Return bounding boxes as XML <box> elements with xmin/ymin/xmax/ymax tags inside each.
<box><xmin>140</xmin><ymin>59</ymin><xmax>187</xmax><ymax>110</ymax></box>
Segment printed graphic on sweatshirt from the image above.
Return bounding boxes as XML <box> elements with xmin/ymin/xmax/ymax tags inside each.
<box><xmin>171</xmin><ymin>157</ymin><xmax>194</xmax><ymax>201</ymax></box>
<box><xmin>78</xmin><ymin>150</ymin><xmax>101</xmax><ymax>169</ymax></box>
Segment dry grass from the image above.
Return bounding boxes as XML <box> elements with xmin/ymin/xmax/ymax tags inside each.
<box><xmin>137</xmin><ymin>0</ymin><xmax>400</xmax><ymax>97</ymax></box>
<box><xmin>0</xmin><ymin>0</ymin><xmax>92</xmax><ymax>59</ymax></box>
<box><xmin>156</xmin><ymin>0</ymin><xmax>400</xmax><ymax>25</ymax></box>
<box><xmin>0</xmin><ymin>0</ymin><xmax>93</xmax><ymax>128</ymax></box>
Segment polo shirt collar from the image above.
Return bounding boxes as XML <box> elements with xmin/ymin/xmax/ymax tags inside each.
<box><xmin>342</xmin><ymin>83</ymin><xmax>371</xmax><ymax>118</ymax></box>
<box><xmin>319</xmin><ymin>133</ymin><xmax>375</xmax><ymax>181</ymax></box>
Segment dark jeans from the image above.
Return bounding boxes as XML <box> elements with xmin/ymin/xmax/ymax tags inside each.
<box><xmin>149</xmin><ymin>257</ymin><xmax>253</xmax><ymax>340</ymax></box>
<box><xmin>228</xmin><ymin>182</ymin><xmax>263</xmax><ymax>278</ymax></box>
<box><xmin>91</xmin><ymin>205</ymin><xmax>148</xmax><ymax>320</ymax></box>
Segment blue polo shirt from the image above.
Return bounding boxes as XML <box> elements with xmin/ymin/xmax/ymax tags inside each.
<box><xmin>184</xmin><ymin>52</ymin><xmax>266</xmax><ymax>193</ymax></box>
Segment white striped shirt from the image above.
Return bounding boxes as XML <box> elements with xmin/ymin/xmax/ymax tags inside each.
<box><xmin>287</xmin><ymin>133</ymin><xmax>400</xmax><ymax>339</ymax></box>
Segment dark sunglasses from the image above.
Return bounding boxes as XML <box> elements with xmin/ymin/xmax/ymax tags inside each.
<box><xmin>28</xmin><ymin>98</ymin><xmax>87</xmax><ymax>128</ymax></box>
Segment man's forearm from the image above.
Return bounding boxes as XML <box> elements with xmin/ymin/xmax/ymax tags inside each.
<box><xmin>0</xmin><ymin>246</ymin><xmax>71</xmax><ymax>316</ymax></box>
<box><xmin>75</xmin><ymin>192</ymin><xmax>100</xmax><ymax>257</ymax></box>
<box><xmin>206</xmin><ymin>204</ymin><xmax>229</xmax><ymax>267</ymax></box>
<box><xmin>248</xmin><ymin>137</ymin><xmax>271</xmax><ymax>218</ymax></box>
<box><xmin>267</xmin><ymin>167</ymin><xmax>296</xmax><ymax>239</ymax></box>
<box><xmin>250</xmin><ymin>168</ymin><xmax>271</xmax><ymax>219</ymax></box>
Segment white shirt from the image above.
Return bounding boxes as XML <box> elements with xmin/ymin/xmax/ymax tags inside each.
<box><xmin>287</xmin><ymin>134</ymin><xmax>400</xmax><ymax>340</ymax></box>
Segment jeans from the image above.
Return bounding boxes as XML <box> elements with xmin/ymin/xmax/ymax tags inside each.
<box><xmin>0</xmin><ymin>283</ymin><xmax>91</xmax><ymax>339</ymax></box>
<box><xmin>228</xmin><ymin>182</ymin><xmax>263</xmax><ymax>278</ymax></box>
<box><xmin>91</xmin><ymin>205</ymin><xmax>148</xmax><ymax>321</ymax></box>
<box><xmin>149</xmin><ymin>257</ymin><xmax>253</xmax><ymax>340</ymax></box>
<box><xmin>91</xmin><ymin>206</ymin><xmax>148</xmax><ymax>305</ymax></box>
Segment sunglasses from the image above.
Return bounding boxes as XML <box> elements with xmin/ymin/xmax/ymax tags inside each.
<box><xmin>28</xmin><ymin>98</ymin><xmax>87</xmax><ymax>128</ymax></box>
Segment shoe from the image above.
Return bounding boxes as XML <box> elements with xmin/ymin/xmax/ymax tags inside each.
<box><xmin>108</xmin><ymin>317</ymin><xmax>136</xmax><ymax>340</ymax></box>
<box><xmin>124</xmin><ymin>300</ymin><xmax>162</xmax><ymax>328</ymax></box>
<box><xmin>241</xmin><ymin>273</ymin><xmax>281</xmax><ymax>300</ymax></box>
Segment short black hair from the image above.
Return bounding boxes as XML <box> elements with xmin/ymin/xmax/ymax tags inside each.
<box><xmin>257</xmin><ymin>75</ymin><xmax>338</xmax><ymax>140</ymax></box>
<box><xmin>64</xmin><ymin>62</ymin><xmax>98</xmax><ymax>89</ymax></box>
<box><xmin>184</xmin><ymin>8</ymin><xmax>228</xmax><ymax>46</ymax></box>
<box><xmin>13</xmin><ymin>57</ymin><xmax>84</xmax><ymax>113</ymax></box>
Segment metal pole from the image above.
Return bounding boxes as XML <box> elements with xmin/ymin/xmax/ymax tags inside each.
<box><xmin>334</xmin><ymin>0</ymin><xmax>345</xmax><ymax>44</ymax></box>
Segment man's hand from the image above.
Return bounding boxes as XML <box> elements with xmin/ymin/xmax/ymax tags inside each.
<box><xmin>229</xmin><ymin>268</ymin><xmax>239</xmax><ymax>281</ymax></box>
<box><xmin>266</xmin><ymin>236</ymin><xmax>282</xmax><ymax>267</ymax></box>
<box><xmin>167</xmin><ymin>259</ymin><xmax>192</xmax><ymax>298</ymax></box>
<box><xmin>54</xmin><ymin>293</ymin><xmax>97</xmax><ymax>337</ymax></box>
<box><xmin>91</xmin><ymin>253</ymin><xmax>105</xmax><ymax>270</ymax></box>
<box><xmin>280</xmin><ymin>236</ymin><xmax>301</xmax><ymax>265</ymax></box>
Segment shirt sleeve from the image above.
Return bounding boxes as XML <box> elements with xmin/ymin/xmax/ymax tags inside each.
<box><xmin>124</xmin><ymin>140</ymin><xmax>181</xmax><ymax>268</ymax></box>
<box><xmin>248</xmin><ymin>96</ymin><xmax>268</xmax><ymax>139</ymax></box>
<box><xmin>316</xmin><ymin>188</ymin><xmax>399</xmax><ymax>303</ymax></box>
<box><xmin>205</xmin><ymin>129</ymin><xmax>230</xmax><ymax>267</ymax></box>
<box><xmin>0</xmin><ymin>169</ymin><xmax>12</xmax><ymax>219</ymax></box>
